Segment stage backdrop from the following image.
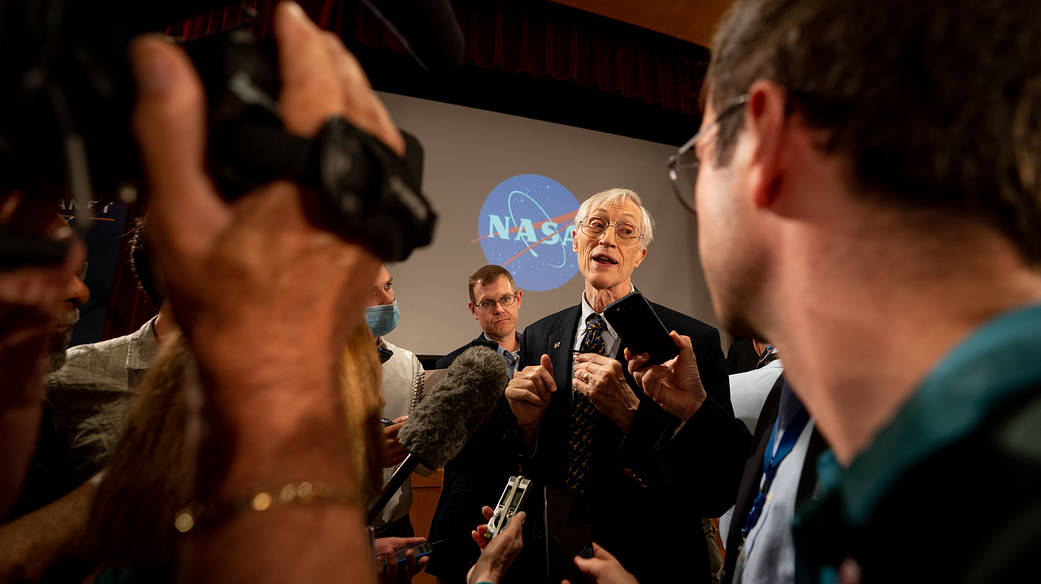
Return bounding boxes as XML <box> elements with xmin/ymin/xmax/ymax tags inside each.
<box><xmin>377</xmin><ymin>91</ymin><xmax>720</xmax><ymax>356</ymax></box>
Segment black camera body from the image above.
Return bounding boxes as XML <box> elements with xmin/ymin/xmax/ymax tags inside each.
<box><xmin>0</xmin><ymin>0</ymin><xmax>438</xmax><ymax>266</ymax></box>
<box><xmin>184</xmin><ymin>28</ymin><xmax>435</xmax><ymax>262</ymax></box>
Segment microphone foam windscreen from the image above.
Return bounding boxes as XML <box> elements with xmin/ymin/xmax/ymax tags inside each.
<box><xmin>398</xmin><ymin>346</ymin><xmax>507</xmax><ymax>468</ymax></box>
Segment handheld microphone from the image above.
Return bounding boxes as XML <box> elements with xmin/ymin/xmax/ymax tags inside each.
<box><xmin>367</xmin><ymin>346</ymin><xmax>507</xmax><ymax>524</ymax></box>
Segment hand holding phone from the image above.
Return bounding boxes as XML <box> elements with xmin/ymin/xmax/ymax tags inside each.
<box><xmin>392</xmin><ymin>541</ymin><xmax>434</xmax><ymax>571</ymax></box>
<box><xmin>603</xmin><ymin>291</ymin><xmax>679</xmax><ymax>365</ymax></box>
<box><xmin>373</xmin><ymin>537</ymin><xmax>432</xmax><ymax>584</ymax></box>
<box><xmin>624</xmin><ymin>330</ymin><xmax>707</xmax><ymax>422</ymax></box>
<box><xmin>380</xmin><ymin>416</ymin><xmax>409</xmax><ymax>468</ymax></box>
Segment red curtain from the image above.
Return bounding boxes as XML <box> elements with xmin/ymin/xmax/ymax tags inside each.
<box><xmin>449</xmin><ymin>0</ymin><xmax>708</xmax><ymax>116</ymax></box>
<box><xmin>166</xmin><ymin>0</ymin><xmax>709</xmax><ymax>116</ymax></box>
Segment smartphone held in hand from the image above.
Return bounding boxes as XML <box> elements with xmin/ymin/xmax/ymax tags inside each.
<box><xmin>603</xmin><ymin>291</ymin><xmax>679</xmax><ymax>364</ymax></box>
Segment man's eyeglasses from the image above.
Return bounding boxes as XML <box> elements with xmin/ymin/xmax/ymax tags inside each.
<box><xmin>578</xmin><ymin>217</ymin><xmax>643</xmax><ymax>245</ymax></box>
<box><xmin>666</xmin><ymin>94</ymin><xmax>749</xmax><ymax>214</ymax></box>
<box><xmin>475</xmin><ymin>292</ymin><xmax>519</xmax><ymax>312</ymax></box>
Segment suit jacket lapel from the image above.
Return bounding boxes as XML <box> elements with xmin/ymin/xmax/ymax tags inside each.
<box><xmin>534</xmin><ymin>307</ymin><xmax>581</xmax><ymax>474</ymax></box>
<box><xmin>548</xmin><ymin>306</ymin><xmax>581</xmax><ymax>409</ymax></box>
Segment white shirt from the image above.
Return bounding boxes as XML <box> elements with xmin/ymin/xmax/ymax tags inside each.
<box><xmin>719</xmin><ymin>358</ymin><xmax>784</xmax><ymax>544</ymax></box>
<box><xmin>377</xmin><ymin>339</ymin><xmax>425</xmax><ymax>525</ymax></box>
<box><xmin>572</xmin><ymin>288</ymin><xmax>630</xmax><ymax>394</ymax></box>
<box><xmin>729</xmin><ymin>359</ymin><xmax>784</xmax><ymax>433</ymax></box>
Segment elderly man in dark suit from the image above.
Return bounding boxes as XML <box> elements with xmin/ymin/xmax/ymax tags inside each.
<box><xmin>502</xmin><ymin>187</ymin><xmax>749</xmax><ymax>583</ymax></box>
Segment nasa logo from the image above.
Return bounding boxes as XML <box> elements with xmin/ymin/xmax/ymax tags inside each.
<box><xmin>474</xmin><ymin>174</ymin><xmax>579</xmax><ymax>292</ymax></box>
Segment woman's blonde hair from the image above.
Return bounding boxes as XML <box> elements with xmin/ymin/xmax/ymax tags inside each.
<box><xmin>87</xmin><ymin>322</ymin><xmax>384</xmax><ymax>568</ymax></box>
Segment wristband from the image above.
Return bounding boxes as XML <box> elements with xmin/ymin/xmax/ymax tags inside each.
<box><xmin>174</xmin><ymin>480</ymin><xmax>360</xmax><ymax>534</ymax></box>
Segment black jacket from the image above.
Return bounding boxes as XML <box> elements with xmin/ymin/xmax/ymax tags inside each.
<box><xmin>434</xmin><ymin>334</ymin><xmax>501</xmax><ymax>370</ymax></box>
<box><xmin>500</xmin><ymin>301</ymin><xmax>749</xmax><ymax>583</ymax></box>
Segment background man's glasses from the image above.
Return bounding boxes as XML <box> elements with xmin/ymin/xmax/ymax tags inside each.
<box><xmin>578</xmin><ymin>217</ymin><xmax>643</xmax><ymax>245</ymax></box>
<box><xmin>476</xmin><ymin>292</ymin><xmax>519</xmax><ymax>312</ymax></box>
<box><xmin>667</xmin><ymin>94</ymin><xmax>749</xmax><ymax>214</ymax></box>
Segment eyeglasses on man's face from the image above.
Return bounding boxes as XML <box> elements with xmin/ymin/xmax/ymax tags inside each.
<box><xmin>578</xmin><ymin>216</ymin><xmax>643</xmax><ymax>245</ymax></box>
<box><xmin>476</xmin><ymin>292</ymin><xmax>519</xmax><ymax>312</ymax></box>
<box><xmin>666</xmin><ymin>94</ymin><xmax>749</xmax><ymax>214</ymax></box>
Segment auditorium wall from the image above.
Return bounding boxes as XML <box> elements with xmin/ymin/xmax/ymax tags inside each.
<box><xmin>376</xmin><ymin>91</ymin><xmax>721</xmax><ymax>356</ymax></box>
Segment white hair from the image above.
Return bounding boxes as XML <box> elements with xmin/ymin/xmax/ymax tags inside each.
<box><xmin>574</xmin><ymin>187</ymin><xmax>655</xmax><ymax>248</ymax></box>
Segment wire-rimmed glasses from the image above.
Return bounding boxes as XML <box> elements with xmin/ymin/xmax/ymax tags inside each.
<box><xmin>475</xmin><ymin>292</ymin><xmax>519</xmax><ymax>312</ymax></box>
<box><xmin>666</xmin><ymin>94</ymin><xmax>749</xmax><ymax>214</ymax></box>
<box><xmin>577</xmin><ymin>217</ymin><xmax>644</xmax><ymax>245</ymax></box>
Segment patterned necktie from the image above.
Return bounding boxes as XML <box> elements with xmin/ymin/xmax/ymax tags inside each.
<box><xmin>567</xmin><ymin>313</ymin><xmax>606</xmax><ymax>495</ymax></box>
<box><xmin>502</xmin><ymin>350</ymin><xmax>516</xmax><ymax>376</ymax></box>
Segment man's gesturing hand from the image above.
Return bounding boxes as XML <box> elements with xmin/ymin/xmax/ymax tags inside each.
<box><xmin>505</xmin><ymin>354</ymin><xmax>555</xmax><ymax>443</ymax></box>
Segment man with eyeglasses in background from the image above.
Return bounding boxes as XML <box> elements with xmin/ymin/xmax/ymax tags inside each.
<box><xmin>493</xmin><ymin>188</ymin><xmax>749</xmax><ymax>583</ymax></box>
<box><xmin>426</xmin><ymin>265</ymin><xmax>524</xmax><ymax>584</ymax></box>
<box><xmin>435</xmin><ymin>264</ymin><xmax>523</xmax><ymax>376</ymax></box>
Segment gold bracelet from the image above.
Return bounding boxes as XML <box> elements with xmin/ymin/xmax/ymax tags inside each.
<box><xmin>174</xmin><ymin>481</ymin><xmax>360</xmax><ymax>534</ymax></box>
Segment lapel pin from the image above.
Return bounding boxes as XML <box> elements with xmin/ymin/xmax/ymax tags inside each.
<box><xmin>553</xmin><ymin>341</ymin><xmax>560</xmax><ymax>349</ymax></box>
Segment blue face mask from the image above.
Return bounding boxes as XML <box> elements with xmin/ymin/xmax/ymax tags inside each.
<box><xmin>365</xmin><ymin>299</ymin><xmax>400</xmax><ymax>338</ymax></box>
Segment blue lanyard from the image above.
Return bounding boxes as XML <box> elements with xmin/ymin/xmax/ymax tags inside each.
<box><xmin>742</xmin><ymin>405</ymin><xmax>810</xmax><ymax>538</ymax></box>
<box><xmin>754</xmin><ymin>345</ymin><xmax>777</xmax><ymax>369</ymax></box>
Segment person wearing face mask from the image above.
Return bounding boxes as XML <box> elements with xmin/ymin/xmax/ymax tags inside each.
<box><xmin>366</xmin><ymin>264</ymin><xmax>426</xmax><ymax>540</ymax></box>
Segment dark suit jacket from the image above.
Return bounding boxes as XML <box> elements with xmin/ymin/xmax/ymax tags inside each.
<box><xmin>435</xmin><ymin>334</ymin><xmax>500</xmax><ymax>370</ymax></box>
<box><xmin>426</xmin><ymin>333</ymin><xmax>520</xmax><ymax>583</ymax></box>
<box><xmin>721</xmin><ymin>376</ymin><xmax>828</xmax><ymax>584</ymax></box>
<box><xmin>501</xmin><ymin>301</ymin><xmax>750</xmax><ymax>584</ymax></box>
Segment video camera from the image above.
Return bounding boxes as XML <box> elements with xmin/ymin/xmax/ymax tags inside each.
<box><xmin>0</xmin><ymin>0</ymin><xmax>463</xmax><ymax>267</ymax></box>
